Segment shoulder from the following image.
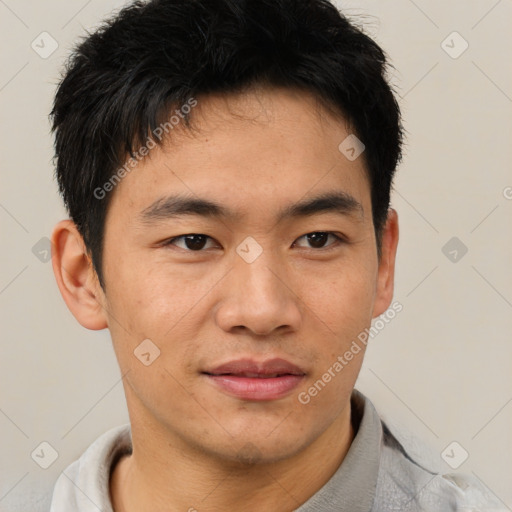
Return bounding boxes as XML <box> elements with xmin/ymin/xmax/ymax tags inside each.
<box><xmin>373</xmin><ymin>419</ymin><xmax>506</xmax><ymax>511</ymax></box>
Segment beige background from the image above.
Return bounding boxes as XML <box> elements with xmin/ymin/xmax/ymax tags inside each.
<box><xmin>1</xmin><ymin>0</ymin><xmax>511</xmax><ymax>510</ymax></box>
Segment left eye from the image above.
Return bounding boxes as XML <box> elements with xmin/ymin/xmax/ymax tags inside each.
<box><xmin>293</xmin><ymin>232</ymin><xmax>343</xmax><ymax>250</ymax></box>
<box><xmin>163</xmin><ymin>232</ymin><xmax>343</xmax><ymax>251</ymax></box>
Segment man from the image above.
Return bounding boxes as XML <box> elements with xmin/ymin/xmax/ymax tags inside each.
<box><xmin>48</xmin><ymin>0</ymin><xmax>498</xmax><ymax>510</ymax></box>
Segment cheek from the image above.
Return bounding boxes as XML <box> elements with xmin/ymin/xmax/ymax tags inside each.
<box><xmin>104</xmin><ymin>266</ymin><xmax>218</xmax><ymax>378</ymax></box>
<box><xmin>299</xmin><ymin>261</ymin><xmax>376</xmax><ymax>333</ymax></box>
<box><xmin>104</xmin><ymin>254</ymin><xmax>188</xmax><ymax>329</ymax></box>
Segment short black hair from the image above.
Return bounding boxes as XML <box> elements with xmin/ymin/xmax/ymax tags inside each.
<box><xmin>51</xmin><ymin>0</ymin><xmax>403</xmax><ymax>289</ymax></box>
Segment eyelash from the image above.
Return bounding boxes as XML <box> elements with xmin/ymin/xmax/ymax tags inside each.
<box><xmin>161</xmin><ymin>231</ymin><xmax>346</xmax><ymax>252</ymax></box>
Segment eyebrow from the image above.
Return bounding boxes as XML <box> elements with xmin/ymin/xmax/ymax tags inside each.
<box><xmin>138</xmin><ymin>191</ymin><xmax>364</xmax><ymax>225</ymax></box>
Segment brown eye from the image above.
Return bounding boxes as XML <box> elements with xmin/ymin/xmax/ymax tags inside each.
<box><xmin>294</xmin><ymin>232</ymin><xmax>343</xmax><ymax>250</ymax></box>
<box><xmin>164</xmin><ymin>234</ymin><xmax>217</xmax><ymax>251</ymax></box>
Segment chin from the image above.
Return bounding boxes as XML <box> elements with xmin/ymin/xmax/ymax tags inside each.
<box><xmin>205</xmin><ymin>430</ymin><xmax>313</xmax><ymax>467</ymax></box>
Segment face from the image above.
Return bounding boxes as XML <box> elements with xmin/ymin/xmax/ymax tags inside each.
<box><xmin>93</xmin><ymin>86</ymin><xmax>396</xmax><ymax>464</ymax></box>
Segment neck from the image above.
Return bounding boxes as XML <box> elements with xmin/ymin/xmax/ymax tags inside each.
<box><xmin>110</xmin><ymin>400</ymin><xmax>355</xmax><ymax>512</ymax></box>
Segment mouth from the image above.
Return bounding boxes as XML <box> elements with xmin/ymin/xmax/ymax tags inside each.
<box><xmin>203</xmin><ymin>358</ymin><xmax>306</xmax><ymax>401</ymax></box>
<box><xmin>206</xmin><ymin>372</ymin><xmax>297</xmax><ymax>378</ymax></box>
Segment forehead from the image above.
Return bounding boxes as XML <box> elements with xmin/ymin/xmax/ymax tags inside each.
<box><xmin>105</xmin><ymin>86</ymin><xmax>371</xmax><ymax>224</ymax></box>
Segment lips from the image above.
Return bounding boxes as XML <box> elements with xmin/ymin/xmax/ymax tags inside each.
<box><xmin>205</xmin><ymin>358</ymin><xmax>305</xmax><ymax>377</ymax></box>
<box><xmin>203</xmin><ymin>358</ymin><xmax>306</xmax><ymax>401</ymax></box>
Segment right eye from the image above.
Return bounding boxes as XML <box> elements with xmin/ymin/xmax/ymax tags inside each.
<box><xmin>161</xmin><ymin>234</ymin><xmax>219</xmax><ymax>251</ymax></box>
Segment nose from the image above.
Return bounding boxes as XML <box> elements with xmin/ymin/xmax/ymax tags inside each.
<box><xmin>214</xmin><ymin>248</ymin><xmax>302</xmax><ymax>337</ymax></box>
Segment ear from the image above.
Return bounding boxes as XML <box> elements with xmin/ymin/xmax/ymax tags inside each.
<box><xmin>372</xmin><ymin>208</ymin><xmax>399</xmax><ymax>318</ymax></box>
<box><xmin>51</xmin><ymin>220</ymin><xmax>108</xmax><ymax>330</ymax></box>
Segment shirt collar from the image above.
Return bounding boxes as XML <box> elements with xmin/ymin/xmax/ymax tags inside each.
<box><xmin>294</xmin><ymin>388</ymin><xmax>382</xmax><ymax>512</ymax></box>
<box><xmin>51</xmin><ymin>388</ymin><xmax>381</xmax><ymax>512</ymax></box>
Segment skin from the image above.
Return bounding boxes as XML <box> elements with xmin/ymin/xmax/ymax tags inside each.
<box><xmin>51</xmin><ymin>85</ymin><xmax>399</xmax><ymax>511</ymax></box>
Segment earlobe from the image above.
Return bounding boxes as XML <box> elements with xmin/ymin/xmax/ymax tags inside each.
<box><xmin>51</xmin><ymin>220</ymin><xmax>108</xmax><ymax>330</ymax></box>
<box><xmin>372</xmin><ymin>208</ymin><xmax>399</xmax><ymax>318</ymax></box>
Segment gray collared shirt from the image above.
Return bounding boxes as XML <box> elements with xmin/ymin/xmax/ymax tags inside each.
<box><xmin>50</xmin><ymin>389</ymin><xmax>504</xmax><ymax>511</ymax></box>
